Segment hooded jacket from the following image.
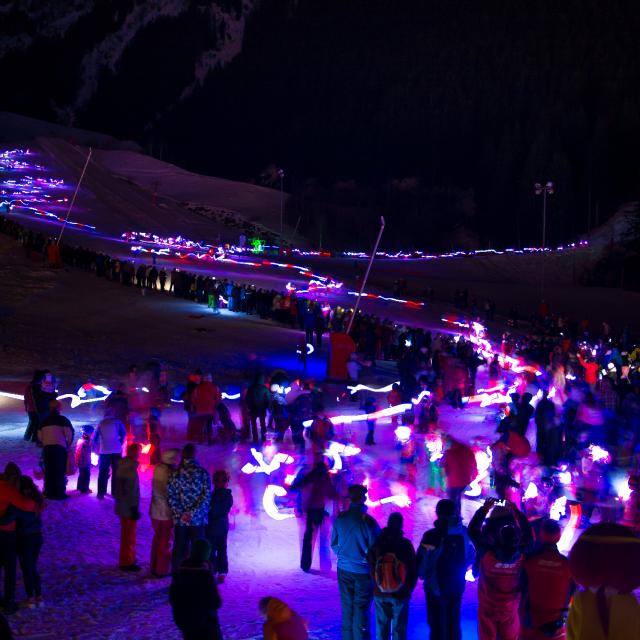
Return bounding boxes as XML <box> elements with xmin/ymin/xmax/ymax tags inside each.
<box><xmin>368</xmin><ymin>526</ymin><xmax>418</xmax><ymax>599</ymax></box>
<box><xmin>262</xmin><ymin>598</ymin><xmax>308</xmax><ymax>640</ymax></box>
<box><xmin>417</xmin><ymin>516</ymin><xmax>475</xmax><ymax>596</ymax></box>
<box><xmin>331</xmin><ymin>503</ymin><xmax>381</xmax><ymax>574</ymax></box>
<box><xmin>206</xmin><ymin>487</ymin><xmax>233</xmax><ymax>536</ymax></box>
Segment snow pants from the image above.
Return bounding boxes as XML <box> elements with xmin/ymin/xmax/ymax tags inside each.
<box><xmin>477</xmin><ymin>604</ymin><xmax>519</xmax><ymax>640</ymax></box>
<box><xmin>150</xmin><ymin>518</ymin><xmax>173</xmax><ymax>576</ymax></box>
<box><xmin>119</xmin><ymin>517</ymin><xmax>137</xmax><ymax>567</ymax></box>
<box><xmin>338</xmin><ymin>568</ymin><xmax>374</xmax><ymax>640</ymax></box>
<box><xmin>43</xmin><ymin>444</ymin><xmax>67</xmax><ymax>499</ymax></box>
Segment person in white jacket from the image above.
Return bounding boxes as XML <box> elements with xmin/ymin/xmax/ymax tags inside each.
<box><xmin>93</xmin><ymin>407</ymin><xmax>126</xmax><ymax>499</ymax></box>
<box><xmin>150</xmin><ymin>448</ymin><xmax>179</xmax><ymax>577</ymax></box>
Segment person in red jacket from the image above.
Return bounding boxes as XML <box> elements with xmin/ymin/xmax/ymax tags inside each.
<box><xmin>469</xmin><ymin>499</ymin><xmax>533</xmax><ymax>640</ymax></box>
<box><xmin>577</xmin><ymin>354</ymin><xmax>599</xmax><ymax>392</ymax></box>
<box><xmin>520</xmin><ymin>519</ymin><xmax>574</xmax><ymax>640</ymax></box>
<box><xmin>191</xmin><ymin>374</ymin><xmax>222</xmax><ymax>445</ymax></box>
<box><xmin>442</xmin><ymin>436</ymin><xmax>478</xmax><ymax>516</ymax></box>
<box><xmin>0</xmin><ymin>473</ymin><xmax>38</xmax><ymax>614</ymax></box>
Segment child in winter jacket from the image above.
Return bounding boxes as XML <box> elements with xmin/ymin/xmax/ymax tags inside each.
<box><xmin>75</xmin><ymin>425</ymin><xmax>94</xmax><ymax>493</ymax></box>
<box><xmin>259</xmin><ymin>596</ymin><xmax>308</xmax><ymax>640</ymax></box>
<box><xmin>206</xmin><ymin>470</ymin><xmax>233</xmax><ymax>582</ymax></box>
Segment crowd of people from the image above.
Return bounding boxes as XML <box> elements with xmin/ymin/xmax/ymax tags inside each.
<box><xmin>2</xmin><ymin>217</ymin><xmax>640</xmax><ymax>639</ymax></box>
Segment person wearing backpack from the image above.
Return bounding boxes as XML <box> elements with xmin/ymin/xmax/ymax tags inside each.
<box><xmin>331</xmin><ymin>484</ymin><xmax>381</xmax><ymax>640</ymax></box>
<box><xmin>416</xmin><ymin>499</ymin><xmax>475</xmax><ymax>640</ymax></box>
<box><xmin>368</xmin><ymin>512</ymin><xmax>417</xmax><ymax>640</ymax></box>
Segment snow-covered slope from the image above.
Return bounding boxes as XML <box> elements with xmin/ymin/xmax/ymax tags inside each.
<box><xmin>94</xmin><ymin>149</ymin><xmax>293</xmax><ymax>236</ymax></box>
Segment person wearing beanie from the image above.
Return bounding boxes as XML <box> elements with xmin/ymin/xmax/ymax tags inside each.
<box><xmin>331</xmin><ymin>484</ymin><xmax>381</xmax><ymax>640</ymax></box>
<box><xmin>170</xmin><ymin>538</ymin><xmax>222</xmax><ymax>639</ymax></box>
<box><xmin>259</xmin><ymin>596</ymin><xmax>308</xmax><ymax>640</ymax></box>
<box><xmin>114</xmin><ymin>443</ymin><xmax>142</xmax><ymax>571</ymax></box>
<box><xmin>38</xmin><ymin>400</ymin><xmax>74</xmax><ymax>500</ymax></box>
<box><xmin>150</xmin><ymin>448</ymin><xmax>180</xmax><ymax>577</ymax></box>
<box><xmin>468</xmin><ymin>498</ymin><xmax>533</xmax><ymax>640</ymax></box>
<box><xmin>417</xmin><ymin>498</ymin><xmax>475</xmax><ymax>640</ymax></box>
<box><xmin>367</xmin><ymin>512</ymin><xmax>417</xmax><ymax>640</ymax></box>
<box><xmin>520</xmin><ymin>519</ymin><xmax>574</xmax><ymax>640</ymax></box>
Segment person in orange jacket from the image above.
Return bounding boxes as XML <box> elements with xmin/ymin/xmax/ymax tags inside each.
<box><xmin>259</xmin><ymin>596</ymin><xmax>309</xmax><ymax>640</ymax></box>
<box><xmin>0</xmin><ymin>469</ymin><xmax>39</xmax><ymax>614</ymax></box>
<box><xmin>520</xmin><ymin>519</ymin><xmax>574</xmax><ymax>640</ymax></box>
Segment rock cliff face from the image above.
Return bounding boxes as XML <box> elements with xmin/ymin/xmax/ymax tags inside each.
<box><xmin>0</xmin><ymin>0</ymin><xmax>254</xmax><ymax>133</ymax></box>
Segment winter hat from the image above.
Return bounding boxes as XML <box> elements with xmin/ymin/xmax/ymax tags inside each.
<box><xmin>387</xmin><ymin>512</ymin><xmax>403</xmax><ymax>532</ymax></box>
<box><xmin>348</xmin><ymin>484</ymin><xmax>367</xmax><ymax>503</ymax></box>
<box><xmin>435</xmin><ymin>499</ymin><xmax>456</xmax><ymax>520</ymax></box>
<box><xmin>538</xmin><ymin>519</ymin><xmax>561</xmax><ymax>545</ymax></box>
<box><xmin>190</xmin><ymin>538</ymin><xmax>211</xmax><ymax>564</ymax></box>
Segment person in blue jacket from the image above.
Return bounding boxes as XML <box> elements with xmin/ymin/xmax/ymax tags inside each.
<box><xmin>331</xmin><ymin>484</ymin><xmax>381</xmax><ymax>640</ymax></box>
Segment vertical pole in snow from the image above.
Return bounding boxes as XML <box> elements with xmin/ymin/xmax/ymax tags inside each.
<box><xmin>347</xmin><ymin>216</ymin><xmax>385</xmax><ymax>335</ymax></box>
<box><xmin>57</xmin><ymin>147</ymin><xmax>92</xmax><ymax>245</ymax></box>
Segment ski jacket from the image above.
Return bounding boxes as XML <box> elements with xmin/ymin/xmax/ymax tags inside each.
<box><xmin>331</xmin><ymin>504</ymin><xmax>381</xmax><ymax>574</ymax></box>
<box><xmin>167</xmin><ymin>459</ymin><xmax>211</xmax><ymax>526</ymax></box>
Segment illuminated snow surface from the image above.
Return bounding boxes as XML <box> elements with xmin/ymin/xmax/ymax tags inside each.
<box><xmin>0</xmin><ymin>397</ymin><xmax>499</xmax><ymax>640</ymax></box>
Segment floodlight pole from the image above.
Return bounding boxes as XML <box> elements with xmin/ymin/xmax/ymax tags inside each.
<box><xmin>57</xmin><ymin>147</ymin><xmax>92</xmax><ymax>245</ymax></box>
<box><xmin>347</xmin><ymin>216</ymin><xmax>385</xmax><ymax>334</ymax></box>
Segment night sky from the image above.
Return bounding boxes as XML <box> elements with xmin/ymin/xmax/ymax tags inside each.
<box><xmin>1</xmin><ymin>0</ymin><xmax>639</xmax><ymax>250</ymax></box>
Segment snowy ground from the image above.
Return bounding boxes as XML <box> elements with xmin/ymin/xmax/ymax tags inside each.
<box><xmin>1</xmin><ymin>393</ymin><xmax>492</xmax><ymax>640</ymax></box>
